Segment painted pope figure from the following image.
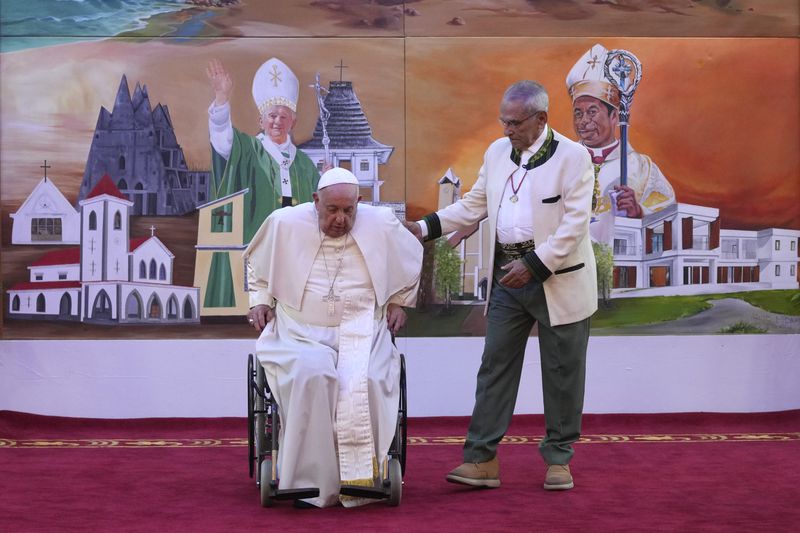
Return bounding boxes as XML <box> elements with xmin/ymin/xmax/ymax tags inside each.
<box><xmin>206</xmin><ymin>57</ymin><xmax>321</xmax><ymax>244</ymax></box>
<box><xmin>567</xmin><ymin>44</ymin><xmax>676</xmax><ymax>245</ymax></box>
<box><xmin>243</xmin><ymin>168</ymin><xmax>423</xmax><ymax>508</ymax></box>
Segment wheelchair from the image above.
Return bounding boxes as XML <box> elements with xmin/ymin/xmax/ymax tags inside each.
<box><xmin>247</xmin><ymin>351</ymin><xmax>408</xmax><ymax>507</ymax></box>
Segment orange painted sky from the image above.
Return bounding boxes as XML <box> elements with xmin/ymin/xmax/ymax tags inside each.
<box><xmin>1</xmin><ymin>37</ymin><xmax>798</xmax><ymax>233</ymax></box>
<box><xmin>0</xmin><ymin>37</ymin><xmax>407</xmax><ymax>209</ymax></box>
<box><xmin>405</xmin><ymin>38</ymin><xmax>800</xmax><ymax>230</ymax></box>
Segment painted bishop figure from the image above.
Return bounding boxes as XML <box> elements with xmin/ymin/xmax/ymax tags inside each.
<box><xmin>566</xmin><ymin>44</ymin><xmax>677</xmax><ymax>245</ymax></box>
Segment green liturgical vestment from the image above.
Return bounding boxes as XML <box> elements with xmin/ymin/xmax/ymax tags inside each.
<box><xmin>212</xmin><ymin>128</ymin><xmax>320</xmax><ymax>243</ymax></box>
<box><xmin>204</xmin><ymin>128</ymin><xmax>320</xmax><ymax>308</ymax></box>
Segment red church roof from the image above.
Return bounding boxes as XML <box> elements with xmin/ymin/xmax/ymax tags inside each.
<box><xmin>86</xmin><ymin>174</ymin><xmax>128</xmax><ymax>200</ymax></box>
<box><xmin>9</xmin><ymin>281</ymin><xmax>82</xmax><ymax>291</ymax></box>
<box><xmin>29</xmin><ymin>237</ymin><xmax>151</xmax><ymax>268</ymax></box>
<box><xmin>30</xmin><ymin>247</ymin><xmax>80</xmax><ymax>267</ymax></box>
<box><xmin>130</xmin><ymin>236</ymin><xmax>150</xmax><ymax>251</ymax></box>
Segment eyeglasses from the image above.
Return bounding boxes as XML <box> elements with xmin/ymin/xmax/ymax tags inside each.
<box><xmin>498</xmin><ymin>112</ymin><xmax>539</xmax><ymax>129</ymax></box>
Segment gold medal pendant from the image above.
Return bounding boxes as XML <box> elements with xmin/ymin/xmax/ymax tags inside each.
<box><xmin>507</xmin><ymin>168</ymin><xmax>528</xmax><ymax>205</ymax></box>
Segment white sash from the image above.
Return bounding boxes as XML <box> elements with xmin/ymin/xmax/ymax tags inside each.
<box><xmin>335</xmin><ymin>289</ymin><xmax>378</xmax><ymax>507</ymax></box>
<box><xmin>257</xmin><ymin>133</ymin><xmax>297</xmax><ymax>197</ymax></box>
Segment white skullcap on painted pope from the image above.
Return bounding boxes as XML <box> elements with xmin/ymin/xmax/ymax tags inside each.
<box><xmin>566</xmin><ymin>44</ymin><xmax>620</xmax><ymax>109</ymax></box>
<box><xmin>317</xmin><ymin>167</ymin><xmax>360</xmax><ymax>190</ymax></box>
<box><xmin>252</xmin><ymin>57</ymin><xmax>299</xmax><ymax>115</ymax></box>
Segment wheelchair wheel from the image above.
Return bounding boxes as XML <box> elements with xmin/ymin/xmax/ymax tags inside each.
<box><xmin>387</xmin><ymin>458</ymin><xmax>402</xmax><ymax>507</ymax></box>
<box><xmin>399</xmin><ymin>354</ymin><xmax>408</xmax><ymax>475</ymax></box>
<box><xmin>247</xmin><ymin>354</ymin><xmax>256</xmax><ymax>478</ymax></box>
<box><xmin>260</xmin><ymin>459</ymin><xmax>274</xmax><ymax>507</ymax></box>
<box><xmin>255</xmin><ymin>363</ymin><xmax>267</xmax><ymax>477</ymax></box>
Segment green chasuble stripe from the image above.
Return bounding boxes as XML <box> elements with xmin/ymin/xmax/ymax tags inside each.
<box><xmin>210</xmin><ymin>143</ymin><xmax>227</xmax><ymax>196</ymax></box>
<box><xmin>204</xmin><ymin>252</ymin><xmax>236</xmax><ymax>308</ymax></box>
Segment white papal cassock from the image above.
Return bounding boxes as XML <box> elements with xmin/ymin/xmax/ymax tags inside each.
<box><xmin>243</xmin><ymin>202</ymin><xmax>422</xmax><ymax>507</ymax></box>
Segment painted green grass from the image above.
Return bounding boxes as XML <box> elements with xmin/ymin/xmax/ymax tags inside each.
<box><xmin>709</xmin><ymin>290</ymin><xmax>800</xmax><ymax>316</ymax></box>
<box><xmin>594</xmin><ymin>290</ymin><xmax>799</xmax><ymax>328</ymax></box>
<box><xmin>401</xmin><ymin>289</ymin><xmax>800</xmax><ymax>336</ymax></box>
<box><xmin>592</xmin><ymin>295</ymin><xmax>712</xmax><ymax>328</ymax></box>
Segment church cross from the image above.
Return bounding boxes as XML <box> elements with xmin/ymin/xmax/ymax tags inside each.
<box><xmin>40</xmin><ymin>160</ymin><xmax>51</xmax><ymax>181</ymax></box>
<box><xmin>89</xmin><ymin>238</ymin><xmax>95</xmax><ymax>253</ymax></box>
<box><xmin>334</xmin><ymin>60</ymin><xmax>348</xmax><ymax>82</ymax></box>
<box><xmin>586</xmin><ymin>55</ymin><xmax>599</xmax><ymax>69</ymax></box>
<box><xmin>150</xmin><ymin>225</ymin><xmax>156</xmax><ymax>237</ymax></box>
<box><xmin>90</xmin><ymin>261</ymin><xmax>96</xmax><ymax>275</ymax></box>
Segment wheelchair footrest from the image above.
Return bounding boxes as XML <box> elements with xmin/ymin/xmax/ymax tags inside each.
<box><xmin>272</xmin><ymin>488</ymin><xmax>320</xmax><ymax>500</ymax></box>
<box><xmin>339</xmin><ymin>485</ymin><xmax>388</xmax><ymax>500</ymax></box>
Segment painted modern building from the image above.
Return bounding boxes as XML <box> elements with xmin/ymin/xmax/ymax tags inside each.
<box><xmin>438</xmin><ymin>174</ymin><xmax>800</xmax><ymax>300</ymax></box>
<box><xmin>610</xmin><ymin>203</ymin><xmax>799</xmax><ymax>294</ymax></box>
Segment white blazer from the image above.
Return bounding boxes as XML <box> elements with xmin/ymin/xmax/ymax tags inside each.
<box><xmin>434</xmin><ymin>126</ymin><xmax>598</xmax><ymax>326</ymax></box>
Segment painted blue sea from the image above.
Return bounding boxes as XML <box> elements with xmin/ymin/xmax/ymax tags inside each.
<box><xmin>0</xmin><ymin>0</ymin><xmax>192</xmax><ymax>52</ymax></box>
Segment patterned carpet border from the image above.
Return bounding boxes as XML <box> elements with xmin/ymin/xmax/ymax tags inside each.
<box><xmin>1</xmin><ymin>432</ymin><xmax>798</xmax><ymax>449</ymax></box>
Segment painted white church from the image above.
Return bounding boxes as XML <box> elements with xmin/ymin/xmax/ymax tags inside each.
<box><xmin>9</xmin><ymin>176</ymin><xmax>80</xmax><ymax>245</ymax></box>
<box><xmin>7</xmin><ymin>175</ymin><xmax>200</xmax><ymax>324</ymax></box>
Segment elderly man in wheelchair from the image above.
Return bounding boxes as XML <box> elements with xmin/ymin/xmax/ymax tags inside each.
<box><xmin>244</xmin><ymin>168</ymin><xmax>423</xmax><ymax>508</ymax></box>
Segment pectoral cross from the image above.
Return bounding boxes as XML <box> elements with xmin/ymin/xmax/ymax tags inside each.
<box><xmin>322</xmin><ymin>288</ymin><xmax>340</xmax><ymax>316</ymax></box>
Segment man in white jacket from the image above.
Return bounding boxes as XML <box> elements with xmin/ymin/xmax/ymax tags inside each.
<box><xmin>407</xmin><ymin>80</ymin><xmax>597</xmax><ymax>491</ymax></box>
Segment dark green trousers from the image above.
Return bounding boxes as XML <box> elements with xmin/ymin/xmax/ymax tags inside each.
<box><xmin>463</xmin><ymin>263</ymin><xmax>590</xmax><ymax>465</ymax></box>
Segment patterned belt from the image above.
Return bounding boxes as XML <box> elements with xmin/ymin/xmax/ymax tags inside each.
<box><xmin>495</xmin><ymin>239</ymin><xmax>536</xmax><ymax>261</ymax></box>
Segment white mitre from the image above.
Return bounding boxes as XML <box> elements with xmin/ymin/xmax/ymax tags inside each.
<box><xmin>252</xmin><ymin>57</ymin><xmax>299</xmax><ymax>115</ymax></box>
<box><xmin>566</xmin><ymin>44</ymin><xmax>620</xmax><ymax>109</ymax></box>
<box><xmin>318</xmin><ymin>167</ymin><xmax>360</xmax><ymax>189</ymax></box>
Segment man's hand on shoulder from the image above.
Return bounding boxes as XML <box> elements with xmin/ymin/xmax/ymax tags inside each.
<box><xmin>247</xmin><ymin>304</ymin><xmax>275</xmax><ymax>332</ymax></box>
<box><xmin>386</xmin><ymin>303</ymin><xmax>407</xmax><ymax>335</ymax></box>
<box><xmin>402</xmin><ymin>220</ymin><xmax>423</xmax><ymax>242</ymax></box>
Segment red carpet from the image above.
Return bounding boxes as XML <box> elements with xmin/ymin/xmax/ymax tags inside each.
<box><xmin>2</xmin><ymin>410</ymin><xmax>799</xmax><ymax>532</ymax></box>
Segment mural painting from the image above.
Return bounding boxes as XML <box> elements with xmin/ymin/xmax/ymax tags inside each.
<box><xmin>1</xmin><ymin>1</ymin><xmax>797</xmax><ymax>339</ymax></box>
